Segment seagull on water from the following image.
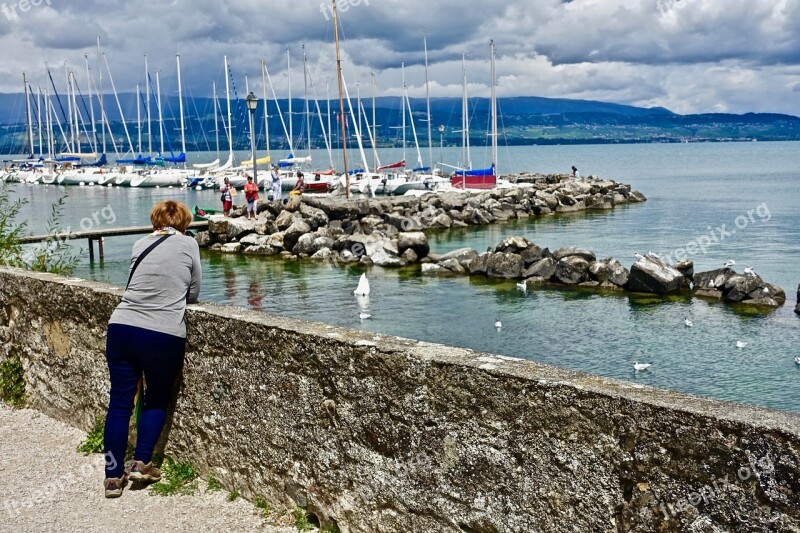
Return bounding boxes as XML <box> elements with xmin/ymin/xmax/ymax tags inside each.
<box><xmin>516</xmin><ymin>281</ymin><xmax>527</xmax><ymax>293</ymax></box>
<box><xmin>723</xmin><ymin>259</ymin><xmax>735</xmax><ymax>268</ymax></box>
<box><xmin>494</xmin><ymin>320</ymin><xmax>502</xmax><ymax>330</ymax></box>
<box><xmin>359</xmin><ymin>312</ymin><xmax>372</xmax><ymax>320</ymax></box>
<box><xmin>684</xmin><ymin>318</ymin><xmax>693</xmax><ymax>327</ymax></box>
<box><xmin>354</xmin><ymin>273</ymin><xmax>370</xmax><ymax>296</ymax></box>
<box><xmin>743</xmin><ymin>266</ymin><xmax>758</xmax><ymax>278</ymax></box>
<box><xmin>794</xmin><ymin>356</ymin><xmax>800</xmax><ymax>365</ymax></box>
<box><xmin>736</xmin><ymin>340</ymin><xmax>748</xmax><ymax>349</ymax></box>
<box><xmin>633</xmin><ymin>361</ymin><xmax>652</xmax><ymax>372</ymax></box>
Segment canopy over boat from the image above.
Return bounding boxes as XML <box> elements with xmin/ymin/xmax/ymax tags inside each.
<box><xmin>455</xmin><ymin>163</ymin><xmax>495</xmax><ymax>177</ymax></box>
<box><xmin>378</xmin><ymin>159</ymin><xmax>405</xmax><ymax>172</ymax></box>
<box><xmin>161</xmin><ymin>152</ymin><xmax>186</xmax><ymax>164</ymax></box>
<box><xmin>279</xmin><ymin>153</ymin><xmax>312</xmax><ymax>166</ymax></box>
<box><xmin>242</xmin><ymin>155</ymin><xmax>271</xmax><ymax>167</ymax></box>
<box><xmin>116</xmin><ymin>155</ymin><xmax>151</xmax><ymax>165</ymax></box>
<box><xmin>76</xmin><ymin>154</ymin><xmax>107</xmax><ymax>167</ymax></box>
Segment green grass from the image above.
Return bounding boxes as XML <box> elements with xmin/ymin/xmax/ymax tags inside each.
<box><xmin>254</xmin><ymin>496</ymin><xmax>273</xmax><ymax>518</ymax></box>
<box><xmin>76</xmin><ymin>416</ymin><xmax>105</xmax><ymax>454</ymax></box>
<box><xmin>0</xmin><ymin>351</ymin><xmax>26</xmax><ymax>408</ymax></box>
<box><xmin>294</xmin><ymin>508</ymin><xmax>314</xmax><ymax>531</ymax></box>
<box><xmin>149</xmin><ymin>457</ymin><xmax>198</xmax><ymax>496</ymax></box>
<box><xmin>227</xmin><ymin>489</ymin><xmax>239</xmax><ymax>502</ymax></box>
<box><xmin>206</xmin><ymin>475</ymin><xmax>222</xmax><ymax>492</ymax></box>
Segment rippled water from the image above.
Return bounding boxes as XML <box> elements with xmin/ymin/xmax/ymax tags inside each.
<box><xmin>7</xmin><ymin>142</ymin><xmax>800</xmax><ymax>413</ymax></box>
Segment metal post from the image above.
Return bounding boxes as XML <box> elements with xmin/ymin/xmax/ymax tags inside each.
<box><xmin>98</xmin><ymin>237</ymin><xmax>104</xmax><ymax>260</ymax></box>
<box><xmin>88</xmin><ymin>238</ymin><xmax>94</xmax><ymax>261</ymax></box>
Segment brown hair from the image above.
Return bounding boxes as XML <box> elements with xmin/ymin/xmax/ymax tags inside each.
<box><xmin>150</xmin><ymin>200</ymin><xmax>193</xmax><ymax>233</ymax></box>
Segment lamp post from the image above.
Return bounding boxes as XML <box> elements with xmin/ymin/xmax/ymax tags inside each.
<box><xmin>438</xmin><ymin>124</ymin><xmax>445</xmax><ymax>167</ymax></box>
<box><xmin>245</xmin><ymin>91</ymin><xmax>259</xmax><ymax>186</ymax></box>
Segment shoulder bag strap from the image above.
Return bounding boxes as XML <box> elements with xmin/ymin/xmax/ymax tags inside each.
<box><xmin>125</xmin><ymin>234</ymin><xmax>173</xmax><ymax>289</ymax></box>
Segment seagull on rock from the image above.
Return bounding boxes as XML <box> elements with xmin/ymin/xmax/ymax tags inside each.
<box><xmin>354</xmin><ymin>273</ymin><xmax>370</xmax><ymax>296</ymax></box>
<box><xmin>647</xmin><ymin>251</ymin><xmax>660</xmax><ymax>259</ymax></box>
<box><xmin>633</xmin><ymin>361</ymin><xmax>652</xmax><ymax>372</ymax></box>
<box><xmin>359</xmin><ymin>312</ymin><xmax>371</xmax><ymax>320</ymax></box>
<box><xmin>494</xmin><ymin>320</ymin><xmax>502</xmax><ymax>330</ymax></box>
<box><xmin>634</xmin><ymin>252</ymin><xmax>645</xmax><ymax>262</ymax></box>
<box><xmin>723</xmin><ymin>259</ymin><xmax>736</xmax><ymax>268</ymax></box>
<box><xmin>743</xmin><ymin>266</ymin><xmax>758</xmax><ymax>278</ymax></box>
<box><xmin>684</xmin><ymin>318</ymin><xmax>693</xmax><ymax>327</ymax></box>
<box><xmin>736</xmin><ymin>340</ymin><xmax>748</xmax><ymax>349</ymax></box>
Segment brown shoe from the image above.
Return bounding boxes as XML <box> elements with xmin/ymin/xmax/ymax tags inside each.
<box><xmin>129</xmin><ymin>460</ymin><xmax>162</xmax><ymax>483</ymax></box>
<box><xmin>104</xmin><ymin>476</ymin><xmax>127</xmax><ymax>498</ymax></box>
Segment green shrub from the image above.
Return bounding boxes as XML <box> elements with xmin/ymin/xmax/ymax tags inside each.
<box><xmin>76</xmin><ymin>416</ymin><xmax>105</xmax><ymax>454</ymax></box>
<box><xmin>0</xmin><ymin>351</ymin><xmax>26</xmax><ymax>408</ymax></box>
<box><xmin>149</xmin><ymin>457</ymin><xmax>198</xmax><ymax>496</ymax></box>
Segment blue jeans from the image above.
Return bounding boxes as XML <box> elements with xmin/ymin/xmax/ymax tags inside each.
<box><xmin>103</xmin><ymin>323</ymin><xmax>185</xmax><ymax>479</ymax></box>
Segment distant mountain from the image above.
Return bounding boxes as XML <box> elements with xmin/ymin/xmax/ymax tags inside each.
<box><xmin>0</xmin><ymin>91</ymin><xmax>798</xmax><ymax>154</ymax></box>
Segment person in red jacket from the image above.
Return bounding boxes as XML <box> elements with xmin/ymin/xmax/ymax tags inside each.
<box><xmin>243</xmin><ymin>174</ymin><xmax>259</xmax><ymax>219</ymax></box>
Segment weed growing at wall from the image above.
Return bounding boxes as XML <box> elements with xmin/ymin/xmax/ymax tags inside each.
<box><xmin>206</xmin><ymin>475</ymin><xmax>222</xmax><ymax>492</ymax></box>
<box><xmin>0</xmin><ymin>185</ymin><xmax>26</xmax><ymax>268</ymax></box>
<box><xmin>294</xmin><ymin>508</ymin><xmax>315</xmax><ymax>531</ymax></box>
<box><xmin>227</xmin><ymin>489</ymin><xmax>240</xmax><ymax>501</ymax></box>
<box><xmin>76</xmin><ymin>416</ymin><xmax>105</xmax><ymax>454</ymax></box>
<box><xmin>0</xmin><ymin>349</ymin><xmax>26</xmax><ymax>408</ymax></box>
<box><xmin>149</xmin><ymin>457</ymin><xmax>198</xmax><ymax>496</ymax></box>
<box><xmin>254</xmin><ymin>496</ymin><xmax>273</xmax><ymax>517</ymax></box>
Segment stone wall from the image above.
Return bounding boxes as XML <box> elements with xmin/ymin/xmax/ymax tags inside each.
<box><xmin>1</xmin><ymin>267</ymin><xmax>798</xmax><ymax>532</ymax></box>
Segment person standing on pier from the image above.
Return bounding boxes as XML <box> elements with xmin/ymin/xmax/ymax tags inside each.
<box><xmin>244</xmin><ymin>174</ymin><xmax>259</xmax><ymax>220</ymax></box>
<box><xmin>102</xmin><ymin>200</ymin><xmax>201</xmax><ymax>498</ymax></box>
<box><xmin>220</xmin><ymin>177</ymin><xmax>234</xmax><ymax>217</ymax></box>
<box><xmin>270</xmin><ymin>165</ymin><xmax>282</xmax><ymax>203</ymax></box>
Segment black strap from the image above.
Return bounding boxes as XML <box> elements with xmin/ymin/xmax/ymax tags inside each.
<box><xmin>125</xmin><ymin>234</ymin><xmax>172</xmax><ymax>289</ymax></box>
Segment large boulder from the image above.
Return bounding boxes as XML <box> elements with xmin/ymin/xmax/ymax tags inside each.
<box><xmin>439</xmin><ymin>258</ymin><xmax>466</xmax><ymax>274</ymax></box>
<box><xmin>674</xmin><ymin>260</ymin><xmax>694</xmax><ymax>280</ymax></box>
<box><xmin>224</xmin><ymin>218</ymin><xmax>256</xmax><ymax>240</ymax></box>
<box><xmin>487</xmin><ymin>252</ymin><xmax>524</xmax><ymax>279</ymax></box>
<box><xmin>468</xmin><ymin>252</ymin><xmax>492</xmax><ymax>275</ymax></box>
<box><xmin>589</xmin><ymin>258</ymin><xmax>629</xmax><ymax>287</ymax></box>
<box><xmin>723</xmin><ymin>274</ymin><xmax>765</xmax><ymax>303</ymax></box>
<box><xmin>520</xmin><ymin>244</ymin><xmax>550</xmax><ymax>267</ymax></box>
<box><xmin>553</xmin><ymin>247</ymin><xmax>596</xmax><ymax>262</ymax></box>
<box><xmin>430</xmin><ymin>213</ymin><xmax>453</xmax><ymax>229</ymax></box>
<box><xmin>299</xmin><ymin>202</ymin><xmax>329</xmax><ymax>229</ymax></box>
<box><xmin>397</xmin><ymin>232</ymin><xmax>430</xmax><ymax>259</ymax></box>
<box><xmin>292</xmin><ymin>233</ymin><xmax>318</xmax><ymax>256</ymax></box>
<box><xmin>627</xmin><ymin>258</ymin><xmax>689</xmax><ymax>294</ymax></box>
<box><xmin>283</xmin><ymin>220</ymin><xmax>312</xmax><ymax>252</ymax></box>
<box><xmin>693</xmin><ymin>268</ymin><xmax>736</xmax><ymax>291</ymax></box>
<box><xmin>384</xmin><ymin>212</ymin><xmax>417</xmax><ymax>231</ymax></box>
<box><xmin>437</xmin><ymin>247</ymin><xmax>478</xmax><ymax>267</ymax></box>
<box><xmin>494</xmin><ymin>236</ymin><xmax>532</xmax><ymax>254</ymax></box>
<box><xmin>275</xmin><ymin>210</ymin><xmax>299</xmax><ymax>231</ymax></box>
<box><xmin>554</xmin><ymin>256</ymin><xmax>590</xmax><ymax>285</ymax></box>
<box><xmin>523</xmin><ymin>257</ymin><xmax>556</xmax><ymax>280</ymax></box>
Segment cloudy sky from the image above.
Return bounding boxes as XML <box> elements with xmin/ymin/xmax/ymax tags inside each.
<box><xmin>1</xmin><ymin>0</ymin><xmax>799</xmax><ymax>115</ymax></box>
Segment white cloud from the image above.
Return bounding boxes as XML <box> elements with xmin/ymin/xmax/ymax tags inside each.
<box><xmin>0</xmin><ymin>0</ymin><xmax>798</xmax><ymax>115</ymax></box>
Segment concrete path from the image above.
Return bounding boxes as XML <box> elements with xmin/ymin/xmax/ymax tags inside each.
<box><xmin>0</xmin><ymin>406</ymin><xmax>298</xmax><ymax>532</ymax></box>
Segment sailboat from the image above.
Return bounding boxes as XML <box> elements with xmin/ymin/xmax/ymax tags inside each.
<box><xmin>450</xmin><ymin>41</ymin><xmax>498</xmax><ymax>190</ymax></box>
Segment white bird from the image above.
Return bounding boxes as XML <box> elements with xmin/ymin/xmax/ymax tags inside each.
<box><xmin>709</xmin><ymin>279</ymin><xmax>716</xmax><ymax>288</ymax></box>
<box><xmin>684</xmin><ymin>318</ymin><xmax>693</xmax><ymax>327</ymax></box>
<box><xmin>633</xmin><ymin>361</ymin><xmax>652</xmax><ymax>372</ymax></box>
<box><xmin>723</xmin><ymin>259</ymin><xmax>735</xmax><ymax>268</ymax></box>
<box><xmin>359</xmin><ymin>312</ymin><xmax>372</xmax><ymax>320</ymax></box>
<box><xmin>634</xmin><ymin>252</ymin><xmax>645</xmax><ymax>262</ymax></box>
<box><xmin>647</xmin><ymin>251</ymin><xmax>660</xmax><ymax>259</ymax></box>
<box><xmin>354</xmin><ymin>273</ymin><xmax>370</xmax><ymax>296</ymax></box>
<box><xmin>494</xmin><ymin>320</ymin><xmax>502</xmax><ymax>330</ymax></box>
<box><xmin>516</xmin><ymin>281</ymin><xmax>527</xmax><ymax>293</ymax></box>
<box><xmin>736</xmin><ymin>340</ymin><xmax>748</xmax><ymax>349</ymax></box>
<box><xmin>762</xmin><ymin>286</ymin><xmax>770</xmax><ymax>294</ymax></box>
<box><xmin>743</xmin><ymin>266</ymin><xmax>757</xmax><ymax>278</ymax></box>
<box><xmin>794</xmin><ymin>356</ymin><xmax>800</xmax><ymax>365</ymax></box>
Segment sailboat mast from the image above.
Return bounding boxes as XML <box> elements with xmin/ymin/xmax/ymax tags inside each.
<box><xmin>64</xmin><ymin>63</ymin><xmax>74</xmax><ymax>152</ymax></box>
<box><xmin>36</xmin><ymin>87</ymin><xmax>42</xmax><ymax>157</ymax></box>
<box><xmin>145</xmin><ymin>54</ymin><xmax>152</xmax><ymax>154</ymax></box>
<box><xmin>326</xmin><ymin>78</ymin><xmax>333</xmax><ymax>168</ymax></box>
<box><xmin>177</xmin><ymin>54</ymin><xmax>186</xmax><ymax>157</ymax></box>
<box><xmin>462</xmin><ymin>53</ymin><xmax>471</xmax><ymax>170</ymax></box>
<box><xmin>71</xmin><ymin>72</ymin><xmax>80</xmax><ymax>153</ymax></box>
<box><xmin>371</xmin><ymin>72</ymin><xmax>377</xmax><ymax>170</ymax></box>
<box><xmin>490</xmin><ymin>40</ymin><xmax>497</xmax><ymax>176</ymax></box>
<box><xmin>136</xmin><ymin>84</ymin><xmax>142</xmax><ymax>154</ymax></box>
<box><xmin>332</xmin><ymin>0</ymin><xmax>349</xmax><ymax>197</ymax></box>
<box><xmin>212</xmin><ymin>81</ymin><xmax>219</xmax><ymax>159</ymax></box>
<box><xmin>424</xmin><ymin>35</ymin><xmax>433</xmax><ymax>169</ymax></box>
<box><xmin>261</xmin><ymin>59</ymin><xmax>270</xmax><ymax>159</ymax></box>
<box><xmin>85</xmin><ymin>53</ymin><xmax>97</xmax><ymax>154</ymax></box>
<box><xmin>401</xmin><ymin>62</ymin><xmax>406</xmax><ymax>163</ymax></box>
<box><xmin>156</xmin><ymin>70</ymin><xmax>164</xmax><ymax>155</ymax></box>
<box><xmin>45</xmin><ymin>86</ymin><xmax>53</xmax><ymax>158</ymax></box>
<box><xmin>303</xmin><ymin>44</ymin><xmax>311</xmax><ymax>156</ymax></box>
<box><xmin>103</xmin><ymin>52</ymin><xmax>135</xmax><ymax>155</ymax></box>
<box><xmin>22</xmin><ymin>73</ymin><xmax>33</xmax><ymax>155</ymax></box>
<box><xmin>97</xmin><ymin>37</ymin><xmax>106</xmax><ymax>153</ymax></box>
<box><xmin>287</xmin><ymin>49</ymin><xmax>293</xmax><ymax>154</ymax></box>
<box><xmin>224</xmin><ymin>55</ymin><xmax>233</xmax><ymax>163</ymax></box>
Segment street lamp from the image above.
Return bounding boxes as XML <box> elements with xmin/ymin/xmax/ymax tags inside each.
<box><xmin>245</xmin><ymin>91</ymin><xmax>259</xmax><ymax>186</ymax></box>
<box><xmin>438</xmin><ymin>125</ymin><xmax>445</xmax><ymax>166</ymax></box>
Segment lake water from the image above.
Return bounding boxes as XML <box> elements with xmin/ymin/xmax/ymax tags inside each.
<box><xmin>6</xmin><ymin>142</ymin><xmax>800</xmax><ymax>413</ymax></box>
